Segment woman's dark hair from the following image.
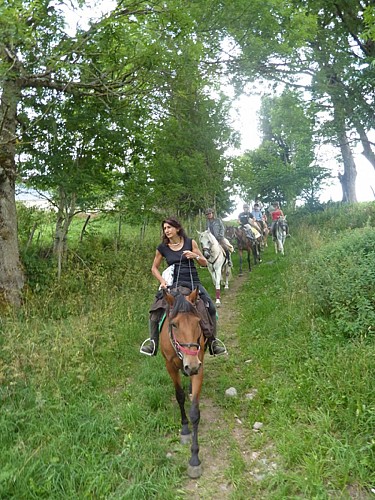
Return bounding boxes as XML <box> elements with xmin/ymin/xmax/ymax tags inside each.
<box><xmin>161</xmin><ymin>217</ymin><xmax>188</xmax><ymax>244</ymax></box>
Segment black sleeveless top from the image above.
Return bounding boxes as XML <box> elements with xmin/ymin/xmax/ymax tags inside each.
<box><xmin>157</xmin><ymin>237</ymin><xmax>200</xmax><ymax>287</ymax></box>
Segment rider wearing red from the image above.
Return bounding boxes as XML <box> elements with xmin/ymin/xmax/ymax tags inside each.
<box><xmin>270</xmin><ymin>203</ymin><xmax>290</xmax><ymax>239</ymax></box>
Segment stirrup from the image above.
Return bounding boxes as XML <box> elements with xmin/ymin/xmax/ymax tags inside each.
<box><xmin>140</xmin><ymin>338</ymin><xmax>156</xmax><ymax>356</ymax></box>
<box><xmin>210</xmin><ymin>338</ymin><xmax>228</xmax><ymax>356</ymax></box>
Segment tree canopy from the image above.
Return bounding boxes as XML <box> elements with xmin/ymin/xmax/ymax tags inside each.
<box><xmin>1</xmin><ymin>0</ymin><xmax>374</xmax><ymax>306</ymax></box>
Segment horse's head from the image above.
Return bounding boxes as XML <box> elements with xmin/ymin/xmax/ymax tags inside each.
<box><xmin>277</xmin><ymin>216</ymin><xmax>288</xmax><ymax>232</ymax></box>
<box><xmin>163</xmin><ymin>288</ymin><xmax>203</xmax><ymax>376</ymax></box>
<box><xmin>225</xmin><ymin>226</ymin><xmax>236</xmax><ymax>241</ymax></box>
<box><xmin>197</xmin><ymin>230</ymin><xmax>214</xmax><ymax>260</ymax></box>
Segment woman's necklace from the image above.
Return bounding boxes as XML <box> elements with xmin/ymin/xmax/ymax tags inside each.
<box><xmin>169</xmin><ymin>237</ymin><xmax>182</xmax><ymax>246</ymax></box>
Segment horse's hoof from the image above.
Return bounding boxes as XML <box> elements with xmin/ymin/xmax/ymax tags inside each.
<box><xmin>215</xmin><ymin>301</ymin><xmax>221</xmax><ymax>307</ymax></box>
<box><xmin>187</xmin><ymin>464</ymin><xmax>202</xmax><ymax>479</ymax></box>
<box><xmin>224</xmin><ymin>285</ymin><xmax>229</xmax><ymax>290</ymax></box>
<box><xmin>180</xmin><ymin>433</ymin><xmax>192</xmax><ymax>445</ymax></box>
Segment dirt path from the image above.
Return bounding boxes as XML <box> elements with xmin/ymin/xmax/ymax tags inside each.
<box><xmin>179</xmin><ymin>274</ymin><xmax>277</xmax><ymax>499</ymax></box>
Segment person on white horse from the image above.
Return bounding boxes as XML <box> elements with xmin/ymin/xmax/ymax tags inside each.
<box><xmin>205</xmin><ymin>208</ymin><xmax>233</xmax><ymax>267</ymax></box>
<box><xmin>140</xmin><ymin>217</ymin><xmax>227</xmax><ymax>357</ymax></box>
<box><xmin>238</xmin><ymin>204</ymin><xmax>262</xmax><ymax>241</ymax></box>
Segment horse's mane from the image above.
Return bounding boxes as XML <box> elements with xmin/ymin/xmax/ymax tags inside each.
<box><xmin>168</xmin><ymin>291</ymin><xmax>199</xmax><ymax>319</ymax></box>
<box><xmin>206</xmin><ymin>230</ymin><xmax>215</xmax><ymax>239</ymax></box>
<box><xmin>202</xmin><ymin>230</ymin><xmax>219</xmax><ymax>246</ymax></box>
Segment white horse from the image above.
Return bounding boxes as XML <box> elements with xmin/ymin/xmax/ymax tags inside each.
<box><xmin>273</xmin><ymin>216</ymin><xmax>288</xmax><ymax>255</ymax></box>
<box><xmin>198</xmin><ymin>230</ymin><xmax>232</xmax><ymax>306</ymax></box>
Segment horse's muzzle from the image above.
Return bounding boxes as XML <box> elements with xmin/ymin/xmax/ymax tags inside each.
<box><xmin>203</xmin><ymin>249</ymin><xmax>210</xmax><ymax>259</ymax></box>
<box><xmin>183</xmin><ymin>358</ymin><xmax>202</xmax><ymax>376</ymax></box>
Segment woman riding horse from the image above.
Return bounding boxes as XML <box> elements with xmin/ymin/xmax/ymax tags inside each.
<box><xmin>140</xmin><ymin>217</ymin><xmax>227</xmax><ymax>357</ymax></box>
<box><xmin>270</xmin><ymin>202</ymin><xmax>290</xmax><ymax>239</ymax></box>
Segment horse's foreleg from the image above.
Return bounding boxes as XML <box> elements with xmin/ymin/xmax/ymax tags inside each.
<box><xmin>239</xmin><ymin>250</ymin><xmax>243</xmax><ymax>276</ymax></box>
<box><xmin>166</xmin><ymin>362</ymin><xmax>191</xmax><ymax>442</ymax></box>
<box><xmin>246</xmin><ymin>250</ymin><xmax>251</xmax><ymax>272</ymax></box>
<box><xmin>215</xmin><ymin>274</ymin><xmax>221</xmax><ymax>306</ymax></box>
<box><xmin>254</xmin><ymin>245</ymin><xmax>258</xmax><ymax>264</ymax></box>
<box><xmin>215</xmin><ymin>286</ymin><xmax>221</xmax><ymax>306</ymax></box>
<box><xmin>224</xmin><ymin>265</ymin><xmax>229</xmax><ymax>289</ymax></box>
<box><xmin>209</xmin><ymin>266</ymin><xmax>221</xmax><ymax>306</ymax></box>
<box><xmin>187</xmin><ymin>372</ymin><xmax>203</xmax><ymax>479</ymax></box>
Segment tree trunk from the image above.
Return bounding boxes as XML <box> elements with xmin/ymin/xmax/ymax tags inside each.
<box><xmin>356</xmin><ymin>124</ymin><xmax>375</xmax><ymax>171</ymax></box>
<box><xmin>53</xmin><ymin>189</ymin><xmax>76</xmax><ymax>280</ymax></box>
<box><xmin>333</xmin><ymin>102</ymin><xmax>357</xmax><ymax>203</ymax></box>
<box><xmin>337</xmin><ymin>129</ymin><xmax>358</xmax><ymax>203</ymax></box>
<box><xmin>0</xmin><ymin>79</ymin><xmax>24</xmax><ymax>307</ymax></box>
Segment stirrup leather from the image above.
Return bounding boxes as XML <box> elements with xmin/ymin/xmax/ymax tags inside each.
<box><xmin>140</xmin><ymin>338</ymin><xmax>156</xmax><ymax>356</ymax></box>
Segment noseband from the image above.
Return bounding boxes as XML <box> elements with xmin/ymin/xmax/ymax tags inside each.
<box><xmin>169</xmin><ymin>323</ymin><xmax>201</xmax><ymax>360</ymax></box>
<box><xmin>201</xmin><ymin>240</ymin><xmax>220</xmax><ymax>265</ymax></box>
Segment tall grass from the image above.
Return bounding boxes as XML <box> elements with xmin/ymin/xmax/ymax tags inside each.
<box><xmin>230</xmin><ymin>209</ymin><xmax>375</xmax><ymax>498</ymax></box>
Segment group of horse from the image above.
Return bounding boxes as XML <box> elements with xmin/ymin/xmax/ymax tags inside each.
<box><xmin>146</xmin><ymin>216</ymin><xmax>289</xmax><ymax>479</ymax></box>
<box><xmin>199</xmin><ymin>216</ymin><xmax>288</xmax><ymax>305</ymax></box>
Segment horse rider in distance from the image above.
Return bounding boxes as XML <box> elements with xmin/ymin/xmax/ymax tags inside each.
<box><xmin>205</xmin><ymin>208</ymin><xmax>233</xmax><ymax>267</ymax></box>
<box><xmin>270</xmin><ymin>202</ymin><xmax>290</xmax><ymax>240</ymax></box>
<box><xmin>238</xmin><ymin>204</ymin><xmax>262</xmax><ymax>241</ymax></box>
<box><xmin>251</xmin><ymin>203</ymin><xmax>267</xmax><ymax>234</ymax></box>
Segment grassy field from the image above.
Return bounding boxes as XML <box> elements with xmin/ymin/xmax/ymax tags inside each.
<box><xmin>1</xmin><ymin>203</ymin><xmax>374</xmax><ymax>498</ymax></box>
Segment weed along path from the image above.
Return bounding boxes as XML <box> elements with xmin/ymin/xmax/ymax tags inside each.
<box><xmin>180</xmin><ymin>272</ymin><xmax>278</xmax><ymax>499</ymax></box>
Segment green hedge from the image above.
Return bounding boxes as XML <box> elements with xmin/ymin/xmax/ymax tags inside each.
<box><xmin>290</xmin><ymin>201</ymin><xmax>375</xmax><ymax>233</ymax></box>
<box><xmin>307</xmin><ymin>227</ymin><xmax>375</xmax><ymax>339</ymax></box>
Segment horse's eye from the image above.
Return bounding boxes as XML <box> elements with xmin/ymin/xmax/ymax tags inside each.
<box><xmin>170</xmin><ymin>322</ymin><xmax>177</xmax><ymax>329</ymax></box>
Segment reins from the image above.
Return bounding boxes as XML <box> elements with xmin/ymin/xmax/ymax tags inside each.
<box><xmin>173</xmin><ymin>252</ymin><xmax>194</xmax><ymax>291</ymax></box>
<box><xmin>169</xmin><ymin>251</ymin><xmax>200</xmax><ymax>359</ymax></box>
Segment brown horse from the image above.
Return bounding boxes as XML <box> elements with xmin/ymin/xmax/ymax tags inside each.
<box><xmin>160</xmin><ymin>287</ymin><xmax>205</xmax><ymax>479</ymax></box>
<box><xmin>256</xmin><ymin>220</ymin><xmax>269</xmax><ymax>249</ymax></box>
<box><xmin>225</xmin><ymin>226</ymin><xmax>261</xmax><ymax>276</ymax></box>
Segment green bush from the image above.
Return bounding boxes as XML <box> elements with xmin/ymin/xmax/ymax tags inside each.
<box><xmin>290</xmin><ymin>201</ymin><xmax>375</xmax><ymax>233</ymax></box>
<box><xmin>307</xmin><ymin>227</ymin><xmax>375</xmax><ymax>339</ymax></box>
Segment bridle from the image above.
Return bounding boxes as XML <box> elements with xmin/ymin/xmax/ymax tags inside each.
<box><xmin>168</xmin><ymin>319</ymin><xmax>201</xmax><ymax>360</ymax></box>
<box><xmin>277</xmin><ymin>219</ymin><xmax>288</xmax><ymax>232</ymax></box>
<box><xmin>201</xmin><ymin>238</ymin><xmax>220</xmax><ymax>266</ymax></box>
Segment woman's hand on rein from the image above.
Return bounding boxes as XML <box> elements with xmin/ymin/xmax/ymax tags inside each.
<box><xmin>182</xmin><ymin>250</ymin><xmax>198</xmax><ymax>260</ymax></box>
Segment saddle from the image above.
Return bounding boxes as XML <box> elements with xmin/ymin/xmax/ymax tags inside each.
<box><xmin>149</xmin><ymin>285</ymin><xmax>215</xmax><ymax>340</ymax></box>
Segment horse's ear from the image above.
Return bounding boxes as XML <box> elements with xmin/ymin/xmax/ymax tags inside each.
<box><xmin>163</xmin><ymin>288</ymin><xmax>175</xmax><ymax>306</ymax></box>
<box><xmin>188</xmin><ymin>287</ymin><xmax>199</xmax><ymax>304</ymax></box>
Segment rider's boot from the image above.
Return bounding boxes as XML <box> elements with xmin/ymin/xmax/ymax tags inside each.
<box><xmin>208</xmin><ymin>337</ymin><xmax>227</xmax><ymax>356</ymax></box>
<box><xmin>140</xmin><ymin>319</ymin><xmax>159</xmax><ymax>356</ymax></box>
<box><xmin>246</xmin><ymin>231</ymin><xmax>255</xmax><ymax>243</ymax></box>
<box><xmin>207</xmin><ymin>313</ymin><xmax>227</xmax><ymax>356</ymax></box>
